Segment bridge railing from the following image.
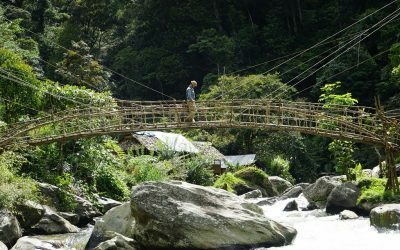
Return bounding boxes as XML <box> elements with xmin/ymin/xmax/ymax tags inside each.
<box><xmin>0</xmin><ymin>99</ymin><xmax>390</xmax><ymax>148</ymax></box>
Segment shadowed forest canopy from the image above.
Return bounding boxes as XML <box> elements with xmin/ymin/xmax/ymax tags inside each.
<box><xmin>0</xmin><ymin>0</ymin><xmax>399</xmax><ymax>105</ymax></box>
<box><xmin>0</xmin><ymin>0</ymin><xmax>400</xmax><ymax>191</ymax></box>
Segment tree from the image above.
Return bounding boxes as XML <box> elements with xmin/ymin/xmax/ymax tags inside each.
<box><xmin>319</xmin><ymin>81</ymin><xmax>358</xmax><ymax>180</ymax></box>
<box><xmin>56</xmin><ymin>40</ymin><xmax>111</xmax><ymax>91</ymax></box>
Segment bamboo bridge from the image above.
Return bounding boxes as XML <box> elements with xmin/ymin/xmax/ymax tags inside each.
<box><xmin>0</xmin><ymin>99</ymin><xmax>399</xmax><ymax>190</ymax></box>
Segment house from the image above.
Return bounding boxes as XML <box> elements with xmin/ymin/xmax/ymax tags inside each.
<box><xmin>192</xmin><ymin>141</ymin><xmax>227</xmax><ymax>175</ymax></box>
<box><xmin>120</xmin><ymin>131</ymin><xmax>262</xmax><ymax>175</ymax></box>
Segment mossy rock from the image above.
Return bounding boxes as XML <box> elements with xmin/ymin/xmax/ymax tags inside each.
<box><xmin>214</xmin><ymin>173</ymin><xmax>247</xmax><ymax>193</ymax></box>
<box><xmin>234</xmin><ymin>167</ymin><xmax>269</xmax><ymax>188</ymax></box>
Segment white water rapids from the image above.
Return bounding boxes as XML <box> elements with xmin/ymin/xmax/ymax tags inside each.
<box><xmin>254</xmin><ymin>195</ymin><xmax>399</xmax><ymax>250</ymax></box>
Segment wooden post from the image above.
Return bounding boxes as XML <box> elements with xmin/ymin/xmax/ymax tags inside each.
<box><xmin>375</xmin><ymin>96</ymin><xmax>399</xmax><ymax>193</ymax></box>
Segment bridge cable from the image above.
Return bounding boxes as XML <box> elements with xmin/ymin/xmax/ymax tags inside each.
<box><xmin>0</xmin><ymin>96</ymin><xmax>41</xmax><ymax>113</ymax></box>
<box><xmin>0</xmin><ymin>67</ymin><xmax>110</xmax><ymax>111</ymax></box>
<box><xmin>1</xmin><ymin>16</ymin><xmax>176</xmax><ymax>101</ymax></box>
<box><xmin>210</xmin><ymin>0</ymin><xmax>398</xmax><ymax>101</ymax></box>
<box><xmin>265</xmin><ymin>8</ymin><xmax>400</xmax><ymax>101</ymax></box>
<box><xmin>290</xmin><ymin>47</ymin><xmax>392</xmax><ymax>99</ymax></box>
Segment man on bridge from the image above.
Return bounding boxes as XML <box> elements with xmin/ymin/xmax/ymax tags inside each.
<box><xmin>186</xmin><ymin>80</ymin><xmax>197</xmax><ymax>122</ymax></box>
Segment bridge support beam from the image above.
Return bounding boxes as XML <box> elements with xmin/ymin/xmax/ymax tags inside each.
<box><xmin>385</xmin><ymin>146</ymin><xmax>399</xmax><ymax>193</ymax></box>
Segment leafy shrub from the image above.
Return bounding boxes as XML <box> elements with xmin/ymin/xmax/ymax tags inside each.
<box><xmin>234</xmin><ymin>166</ymin><xmax>269</xmax><ymax>187</ymax></box>
<box><xmin>214</xmin><ymin>173</ymin><xmax>246</xmax><ymax>193</ymax></box>
<box><xmin>125</xmin><ymin>155</ymin><xmax>168</xmax><ymax>185</ymax></box>
<box><xmin>185</xmin><ymin>156</ymin><xmax>214</xmax><ymax>186</ymax></box>
<box><xmin>96</xmin><ymin>167</ymin><xmax>129</xmax><ymax>201</ymax></box>
<box><xmin>269</xmin><ymin>156</ymin><xmax>295</xmax><ymax>184</ymax></box>
<box><xmin>0</xmin><ymin>151</ymin><xmax>38</xmax><ymax>211</ymax></box>
<box><xmin>357</xmin><ymin>177</ymin><xmax>400</xmax><ymax>204</ymax></box>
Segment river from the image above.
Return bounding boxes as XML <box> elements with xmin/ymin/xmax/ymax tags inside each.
<box><xmin>255</xmin><ymin>195</ymin><xmax>400</xmax><ymax>250</ymax></box>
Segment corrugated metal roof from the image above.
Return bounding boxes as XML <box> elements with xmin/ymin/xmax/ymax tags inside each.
<box><xmin>223</xmin><ymin>154</ymin><xmax>256</xmax><ymax>168</ymax></box>
<box><xmin>192</xmin><ymin>141</ymin><xmax>225</xmax><ymax>160</ymax></box>
<box><xmin>134</xmin><ymin>131</ymin><xmax>199</xmax><ymax>153</ymax></box>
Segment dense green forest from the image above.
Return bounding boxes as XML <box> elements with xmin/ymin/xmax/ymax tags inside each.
<box><xmin>1</xmin><ymin>0</ymin><xmax>400</xmax><ymax>210</ymax></box>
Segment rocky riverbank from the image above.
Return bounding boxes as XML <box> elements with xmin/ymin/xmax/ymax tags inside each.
<box><xmin>1</xmin><ymin>175</ymin><xmax>399</xmax><ymax>250</ymax></box>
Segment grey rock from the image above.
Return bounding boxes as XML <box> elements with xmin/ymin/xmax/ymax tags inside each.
<box><xmin>280</xmin><ymin>186</ymin><xmax>303</xmax><ymax>199</ymax></box>
<box><xmin>93</xmin><ymin>233</ymin><xmax>136</xmax><ymax>250</ymax></box>
<box><xmin>240</xmin><ymin>190</ymin><xmax>262</xmax><ymax>199</ymax></box>
<box><xmin>94</xmin><ymin>195</ymin><xmax>122</xmax><ymax>213</ymax></box>
<box><xmin>326</xmin><ymin>182</ymin><xmax>360</xmax><ymax>214</ymax></box>
<box><xmin>283</xmin><ymin>200</ymin><xmax>298</xmax><ymax>212</ymax></box>
<box><xmin>256</xmin><ymin>198</ymin><xmax>278</xmax><ymax>206</ymax></box>
<box><xmin>339</xmin><ymin>210</ymin><xmax>358</xmax><ymax>220</ymax></box>
<box><xmin>38</xmin><ymin>183</ymin><xmax>101</xmax><ymax>225</ymax></box>
<box><xmin>58</xmin><ymin>212</ymin><xmax>79</xmax><ymax>226</ymax></box>
<box><xmin>268</xmin><ymin>176</ymin><xmax>293</xmax><ymax>196</ymax></box>
<box><xmin>86</xmin><ymin>203</ymin><xmax>135</xmax><ymax>249</ymax></box>
<box><xmin>11</xmin><ymin>227</ymin><xmax>93</xmax><ymax>250</ymax></box>
<box><xmin>0</xmin><ymin>241</ymin><xmax>7</xmax><ymax>250</ymax></box>
<box><xmin>32</xmin><ymin>206</ymin><xmax>79</xmax><ymax>234</ymax></box>
<box><xmin>331</xmin><ymin>175</ymin><xmax>346</xmax><ymax>182</ymax></box>
<box><xmin>357</xmin><ymin>201</ymin><xmax>382</xmax><ymax>215</ymax></box>
<box><xmin>303</xmin><ymin>176</ymin><xmax>340</xmax><ymax>208</ymax></box>
<box><xmin>371</xmin><ymin>166</ymin><xmax>381</xmax><ymax>178</ymax></box>
<box><xmin>130</xmin><ymin>181</ymin><xmax>296</xmax><ymax>249</ymax></box>
<box><xmin>15</xmin><ymin>201</ymin><xmax>45</xmax><ymax>231</ymax></box>
<box><xmin>297</xmin><ymin>183</ymin><xmax>311</xmax><ymax>190</ymax></box>
<box><xmin>0</xmin><ymin>210</ymin><xmax>22</xmax><ymax>247</ymax></box>
<box><xmin>370</xmin><ymin>204</ymin><xmax>400</xmax><ymax>230</ymax></box>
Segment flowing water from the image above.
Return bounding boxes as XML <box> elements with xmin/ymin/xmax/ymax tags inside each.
<box><xmin>255</xmin><ymin>195</ymin><xmax>400</xmax><ymax>250</ymax></box>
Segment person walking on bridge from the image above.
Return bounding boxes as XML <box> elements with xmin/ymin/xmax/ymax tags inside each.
<box><xmin>186</xmin><ymin>80</ymin><xmax>197</xmax><ymax>122</ymax></box>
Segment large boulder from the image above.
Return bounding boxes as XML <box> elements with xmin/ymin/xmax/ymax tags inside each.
<box><xmin>303</xmin><ymin>176</ymin><xmax>340</xmax><ymax>208</ymax></box>
<box><xmin>38</xmin><ymin>183</ymin><xmax>101</xmax><ymax>225</ymax></box>
<box><xmin>31</xmin><ymin>206</ymin><xmax>79</xmax><ymax>234</ymax></box>
<box><xmin>130</xmin><ymin>181</ymin><xmax>296</xmax><ymax>249</ymax></box>
<box><xmin>326</xmin><ymin>182</ymin><xmax>360</xmax><ymax>214</ymax></box>
<box><xmin>233</xmin><ymin>167</ymin><xmax>274</xmax><ymax>197</ymax></box>
<box><xmin>370</xmin><ymin>204</ymin><xmax>400</xmax><ymax>230</ymax></box>
<box><xmin>86</xmin><ymin>203</ymin><xmax>135</xmax><ymax>249</ymax></box>
<box><xmin>15</xmin><ymin>201</ymin><xmax>78</xmax><ymax>234</ymax></box>
<box><xmin>0</xmin><ymin>210</ymin><xmax>22</xmax><ymax>247</ymax></box>
<box><xmin>268</xmin><ymin>176</ymin><xmax>293</xmax><ymax>196</ymax></box>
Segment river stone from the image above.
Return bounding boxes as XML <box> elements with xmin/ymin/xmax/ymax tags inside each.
<box><xmin>15</xmin><ymin>201</ymin><xmax>45</xmax><ymax>231</ymax></box>
<box><xmin>58</xmin><ymin>212</ymin><xmax>79</xmax><ymax>226</ymax></box>
<box><xmin>94</xmin><ymin>194</ymin><xmax>122</xmax><ymax>213</ymax></box>
<box><xmin>280</xmin><ymin>186</ymin><xmax>303</xmax><ymax>199</ymax></box>
<box><xmin>303</xmin><ymin>176</ymin><xmax>340</xmax><ymax>208</ymax></box>
<box><xmin>370</xmin><ymin>204</ymin><xmax>400</xmax><ymax>230</ymax></box>
<box><xmin>11</xmin><ymin>227</ymin><xmax>93</xmax><ymax>250</ymax></box>
<box><xmin>32</xmin><ymin>206</ymin><xmax>79</xmax><ymax>234</ymax></box>
<box><xmin>240</xmin><ymin>190</ymin><xmax>262</xmax><ymax>199</ymax></box>
<box><xmin>0</xmin><ymin>210</ymin><xmax>22</xmax><ymax>247</ymax></box>
<box><xmin>93</xmin><ymin>233</ymin><xmax>136</xmax><ymax>250</ymax></box>
<box><xmin>0</xmin><ymin>241</ymin><xmax>7</xmax><ymax>250</ymax></box>
<box><xmin>38</xmin><ymin>183</ymin><xmax>101</xmax><ymax>225</ymax></box>
<box><xmin>256</xmin><ymin>197</ymin><xmax>278</xmax><ymax>206</ymax></box>
<box><xmin>268</xmin><ymin>176</ymin><xmax>293</xmax><ymax>196</ymax></box>
<box><xmin>130</xmin><ymin>181</ymin><xmax>296</xmax><ymax>249</ymax></box>
<box><xmin>339</xmin><ymin>210</ymin><xmax>358</xmax><ymax>220</ymax></box>
<box><xmin>86</xmin><ymin>203</ymin><xmax>135</xmax><ymax>249</ymax></box>
<box><xmin>283</xmin><ymin>200</ymin><xmax>298</xmax><ymax>212</ymax></box>
<box><xmin>326</xmin><ymin>182</ymin><xmax>360</xmax><ymax>214</ymax></box>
